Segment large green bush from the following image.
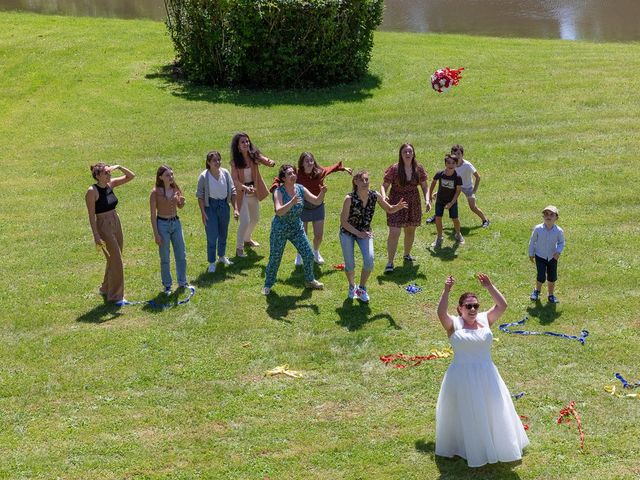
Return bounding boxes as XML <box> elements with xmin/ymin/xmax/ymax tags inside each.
<box><xmin>164</xmin><ymin>0</ymin><xmax>384</xmax><ymax>87</ymax></box>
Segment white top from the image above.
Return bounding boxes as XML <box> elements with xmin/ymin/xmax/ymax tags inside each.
<box><xmin>455</xmin><ymin>159</ymin><xmax>477</xmax><ymax>189</ymax></box>
<box><xmin>208</xmin><ymin>171</ymin><xmax>229</xmax><ymax>200</ymax></box>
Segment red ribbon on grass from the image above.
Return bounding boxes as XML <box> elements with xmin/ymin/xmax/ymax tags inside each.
<box><xmin>556</xmin><ymin>401</ymin><xmax>584</xmax><ymax>450</ymax></box>
<box><xmin>380</xmin><ymin>349</ymin><xmax>452</xmax><ymax>368</ymax></box>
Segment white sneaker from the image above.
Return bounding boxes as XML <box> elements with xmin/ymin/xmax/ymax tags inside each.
<box><xmin>305</xmin><ymin>279</ymin><xmax>324</xmax><ymax>290</ymax></box>
<box><xmin>163</xmin><ymin>286</ymin><xmax>172</xmax><ymax>295</ymax></box>
<box><xmin>431</xmin><ymin>237</ymin><xmax>443</xmax><ymax>248</ymax></box>
<box><xmin>314</xmin><ymin>250</ymin><xmax>325</xmax><ymax>265</ymax></box>
<box><xmin>294</xmin><ymin>253</ymin><xmax>303</xmax><ymax>266</ymax></box>
<box><xmin>262</xmin><ymin>287</ymin><xmax>271</xmax><ymax>295</ymax></box>
<box><xmin>207</xmin><ymin>262</ymin><xmax>216</xmax><ymax>273</ymax></box>
<box><xmin>355</xmin><ymin>286</ymin><xmax>370</xmax><ymax>303</ymax></box>
<box><xmin>348</xmin><ymin>284</ymin><xmax>357</xmax><ymax>300</ymax></box>
<box><xmin>455</xmin><ymin>233</ymin><xmax>465</xmax><ymax>244</ymax></box>
<box><xmin>218</xmin><ymin>256</ymin><xmax>233</xmax><ymax>266</ymax></box>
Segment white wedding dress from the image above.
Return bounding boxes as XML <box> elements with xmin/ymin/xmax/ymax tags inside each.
<box><xmin>435</xmin><ymin>312</ymin><xmax>529</xmax><ymax>467</ymax></box>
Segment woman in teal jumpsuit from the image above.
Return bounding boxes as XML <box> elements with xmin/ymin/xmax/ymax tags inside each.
<box><xmin>263</xmin><ymin>164</ymin><xmax>327</xmax><ymax>295</ymax></box>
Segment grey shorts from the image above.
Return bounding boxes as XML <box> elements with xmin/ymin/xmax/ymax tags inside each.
<box><xmin>461</xmin><ymin>186</ymin><xmax>476</xmax><ymax>199</ymax></box>
<box><xmin>301</xmin><ymin>202</ymin><xmax>325</xmax><ymax>222</ymax></box>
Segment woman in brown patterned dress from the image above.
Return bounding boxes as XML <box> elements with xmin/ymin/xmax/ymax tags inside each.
<box><xmin>380</xmin><ymin>143</ymin><xmax>430</xmax><ymax>273</ymax></box>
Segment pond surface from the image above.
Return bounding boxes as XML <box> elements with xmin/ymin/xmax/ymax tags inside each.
<box><xmin>2</xmin><ymin>0</ymin><xmax>640</xmax><ymax>42</ymax></box>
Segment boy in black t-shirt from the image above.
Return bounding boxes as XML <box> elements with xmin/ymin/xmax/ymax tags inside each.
<box><xmin>428</xmin><ymin>154</ymin><xmax>463</xmax><ymax>248</ymax></box>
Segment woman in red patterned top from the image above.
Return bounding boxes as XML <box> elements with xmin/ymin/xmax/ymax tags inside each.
<box><xmin>380</xmin><ymin>143</ymin><xmax>430</xmax><ymax>273</ymax></box>
<box><xmin>291</xmin><ymin>152</ymin><xmax>352</xmax><ymax>265</ymax></box>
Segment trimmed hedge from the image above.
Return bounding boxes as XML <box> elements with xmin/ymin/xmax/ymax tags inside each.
<box><xmin>164</xmin><ymin>0</ymin><xmax>384</xmax><ymax>87</ymax></box>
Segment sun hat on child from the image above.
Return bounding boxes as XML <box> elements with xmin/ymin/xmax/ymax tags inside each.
<box><xmin>542</xmin><ymin>205</ymin><xmax>559</xmax><ymax>216</ymax></box>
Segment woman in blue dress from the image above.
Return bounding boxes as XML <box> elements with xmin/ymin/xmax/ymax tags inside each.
<box><xmin>263</xmin><ymin>164</ymin><xmax>326</xmax><ymax>295</ymax></box>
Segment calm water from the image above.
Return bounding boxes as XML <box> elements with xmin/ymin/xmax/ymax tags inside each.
<box><xmin>2</xmin><ymin>0</ymin><xmax>640</xmax><ymax>42</ymax></box>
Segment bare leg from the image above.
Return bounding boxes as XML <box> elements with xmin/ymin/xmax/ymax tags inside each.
<box><xmin>403</xmin><ymin>226</ymin><xmax>416</xmax><ymax>257</ymax></box>
<box><xmin>435</xmin><ymin>217</ymin><xmax>443</xmax><ymax>237</ymax></box>
<box><xmin>453</xmin><ymin>218</ymin><xmax>461</xmax><ymax>235</ymax></box>
<box><xmin>467</xmin><ymin>196</ymin><xmax>487</xmax><ymax>222</ymax></box>
<box><xmin>387</xmin><ymin>226</ymin><xmax>401</xmax><ymax>264</ymax></box>
<box><xmin>345</xmin><ymin>269</ymin><xmax>355</xmax><ymax>287</ymax></box>
<box><xmin>359</xmin><ymin>268</ymin><xmax>372</xmax><ymax>287</ymax></box>
<box><xmin>312</xmin><ymin>219</ymin><xmax>324</xmax><ymax>251</ymax></box>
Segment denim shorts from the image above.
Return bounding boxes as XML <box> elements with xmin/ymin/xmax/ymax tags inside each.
<box><xmin>301</xmin><ymin>202</ymin><xmax>325</xmax><ymax>222</ymax></box>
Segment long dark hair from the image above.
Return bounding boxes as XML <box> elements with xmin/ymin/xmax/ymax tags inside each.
<box><xmin>155</xmin><ymin>165</ymin><xmax>181</xmax><ymax>193</ymax></box>
<box><xmin>397</xmin><ymin>143</ymin><xmax>417</xmax><ymax>186</ymax></box>
<box><xmin>298</xmin><ymin>152</ymin><xmax>322</xmax><ymax>179</ymax></box>
<box><xmin>230</xmin><ymin>132</ymin><xmax>261</xmax><ymax>170</ymax></box>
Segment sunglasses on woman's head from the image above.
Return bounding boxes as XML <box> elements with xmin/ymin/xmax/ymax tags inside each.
<box><xmin>463</xmin><ymin>303</ymin><xmax>480</xmax><ymax>310</ymax></box>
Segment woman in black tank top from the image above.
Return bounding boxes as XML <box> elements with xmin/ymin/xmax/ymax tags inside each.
<box><xmin>338</xmin><ymin>170</ymin><xmax>407</xmax><ymax>304</ymax></box>
<box><xmin>85</xmin><ymin>162</ymin><xmax>135</xmax><ymax>305</ymax></box>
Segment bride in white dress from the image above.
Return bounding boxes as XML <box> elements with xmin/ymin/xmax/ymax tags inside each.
<box><xmin>435</xmin><ymin>273</ymin><xmax>529</xmax><ymax>467</ymax></box>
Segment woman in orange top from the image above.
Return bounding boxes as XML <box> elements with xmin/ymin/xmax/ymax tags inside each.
<box><xmin>294</xmin><ymin>152</ymin><xmax>352</xmax><ymax>265</ymax></box>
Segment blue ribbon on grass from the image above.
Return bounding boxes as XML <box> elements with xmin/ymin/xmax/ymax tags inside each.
<box><xmin>499</xmin><ymin>316</ymin><xmax>589</xmax><ymax>346</ymax></box>
<box><xmin>615</xmin><ymin>372</ymin><xmax>640</xmax><ymax>389</ymax></box>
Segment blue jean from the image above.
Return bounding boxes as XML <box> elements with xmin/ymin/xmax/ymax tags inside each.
<box><xmin>339</xmin><ymin>231</ymin><xmax>374</xmax><ymax>272</ymax></box>
<box><xmin>205</xmin><ymin>199</ymin><xmax>230</xmax><ymax>262</ymax></box>
<box><xmin>157</xmin><ymin>217</ymin><xmax>187</xmax><ymax>288</ymax></box>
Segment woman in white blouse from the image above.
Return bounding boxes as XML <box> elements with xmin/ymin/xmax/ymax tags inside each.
<box><xmin>196</xmin><ymin>151</ymin><xmax>239</xmax><ymax>273</ymax></box>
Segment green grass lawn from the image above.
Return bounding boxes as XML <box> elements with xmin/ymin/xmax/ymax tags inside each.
<box><xmin>1</xmin><ymin>11</ymin><xmax>639</xmax><ymax>479</ymax></box>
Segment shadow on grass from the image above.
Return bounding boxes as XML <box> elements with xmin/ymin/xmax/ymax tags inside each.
<box><xmin>191</xmin><ymin>250</ymin><xmax>265</xmax><ymax>289</ymax></box>
<box><xmin>139</xmin><ymin>287</ymin><xmax>194</xmax><ymax>314</ymax></box>
<box><xmin>526</xmin><ymin>300</ymin><xmax>561</xmax><ymax>325</ymax></box>
<box><xmin>460</xmin><ymin>224</ymin><xmax>483</xmax><ymax>237</ymax></box>
<box><xmin>279</xmin><ymin>263</ymin><xmax>340</xmax><ymax>288</ymax></box>
<box><xmin>76</xmin><ymin>301</ymin><xmax>124</xmax><ymax>323</ymax></box>
<box><xmin>146</xmin><ymin>65</ymin><xmax>382</xmax><ymax>107</ymax></box>
<box><xmin>265</xmin><ymin>288</ymin><xmax>319</xmax><ymax>322</ymax></box>
<box><xmin>335</xmin><ymin>299</ymin><xmax>401</xmax><ymax>331</ymax></box>
<box><xmin>375</xmin><ymin>261</ymin><xmax>427</xmax><ymax>287</ymax></box>
<box><xmin>426</xmin><ymin>228</ymin><xmax>462</xmax><ymax>262</ymax></box>
<box><xmin>415</xmin><ymin>439</ymin><xmax>522</xmax><ymax>479</ymax></box>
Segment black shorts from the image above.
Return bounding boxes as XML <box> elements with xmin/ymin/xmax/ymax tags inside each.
<box><xmin>535</xmin><ymin>255</ymin><xmax>558</xmax><ymax>283</ymax></box>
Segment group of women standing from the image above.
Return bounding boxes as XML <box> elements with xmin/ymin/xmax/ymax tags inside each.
<box><xmin>85</xmin><ymin>136</ymin><xmax>444</xmax><ymax>304</ymax></box>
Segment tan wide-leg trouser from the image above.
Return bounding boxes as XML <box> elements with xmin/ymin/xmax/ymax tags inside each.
<box><xmin>96</xmin><ymin>210</ymin><xmax>124</xmax><ymax>302</ymax></box>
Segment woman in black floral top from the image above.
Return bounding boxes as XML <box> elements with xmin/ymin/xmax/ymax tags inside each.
<box><xmin>339</xmin><ymin>170</ymin><xmax>407</xmax><ymax>303</ymax></box>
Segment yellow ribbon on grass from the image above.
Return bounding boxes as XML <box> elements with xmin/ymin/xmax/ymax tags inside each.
<box><xmin>264</xmin><ymin>364</ymin><xmax>304</xmax><ymax>378</ymax></box>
